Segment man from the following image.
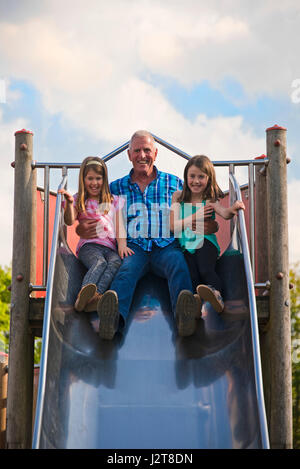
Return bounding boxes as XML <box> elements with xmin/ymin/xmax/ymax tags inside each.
<box><xmin>77</xmin><ymin>130</ymin><xmax>218</xmax><ymax>340</ymax></box>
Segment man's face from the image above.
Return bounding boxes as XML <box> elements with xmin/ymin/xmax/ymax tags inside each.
<box><xmin>128</xmin><ymin>135</ymin><xmax>158</xmax><ymax>176</ymax></box>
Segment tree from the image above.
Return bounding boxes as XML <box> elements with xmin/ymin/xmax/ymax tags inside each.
<box><xmin>0</xmin><ymin>264</ymin><xmax>11</xmax><ymax>354</ymax></box>
<box><xmin>290</xmin><ymin>263</ymin><xmax>300</xmax><ymax>449</ymax></box>
<box><xmin>0</xmin><ymin>264</ymin><xmax>41</xmax><ymax>363</ymax></box>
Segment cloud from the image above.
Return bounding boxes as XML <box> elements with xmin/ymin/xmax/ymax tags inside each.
<box><xmin>0</xmin><ymin>1</ymin><xmax>300</xmax><ymax>142</ymax></box>
<box><xmin>134</xmin><ymin>1</ymin><xmax>300</xmax><ymax>97</ymax></box>
<box><xmin>0</xmin><ymin>110</ymin><xmax>28</xmax><ymax>266</ymax></box>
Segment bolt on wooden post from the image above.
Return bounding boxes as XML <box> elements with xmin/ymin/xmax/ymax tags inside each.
<box><xmin>265</xmin><ymin>125</ymin><xmax>292</xmax><ymax>449</ymax></box>
<box><xmin>6</xmin><ymin>130</ymin><xmax>37</xmax><ymax>448</ymax></box>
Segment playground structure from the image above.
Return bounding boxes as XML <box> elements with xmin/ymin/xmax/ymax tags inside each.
<box><xmin>4</xmin><ymin>126</ymin><xmax>292</xmax><ymax>448</ymax></box>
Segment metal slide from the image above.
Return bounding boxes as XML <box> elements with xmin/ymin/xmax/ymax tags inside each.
<box><xmin>32</xmin><ymin>173</ymin><xmax>269</xmax><ymax>449</ymax></box>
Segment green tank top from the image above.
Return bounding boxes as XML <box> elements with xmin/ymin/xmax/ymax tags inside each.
<box><xmin>178</xmin><ymin>200</ymin><xmax>220</xmax><ymax>255</ymax></box>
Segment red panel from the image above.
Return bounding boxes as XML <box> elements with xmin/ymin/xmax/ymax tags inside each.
<box><xmin>215</xmin><ymin>187</ymin><xmax>250</xmax><ymax>255</ymax></box>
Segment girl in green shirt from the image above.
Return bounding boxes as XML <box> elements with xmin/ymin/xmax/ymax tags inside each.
<box><xmin>170</xmin><ymin>155</ymin><xmax>245</xmax><ymax>314</ymax></box>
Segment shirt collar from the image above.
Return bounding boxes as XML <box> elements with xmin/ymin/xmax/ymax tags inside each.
<box><xmin>128</xmin><ymin>166</ymin><xmax>160</xmax><ymax>186</ymax></box>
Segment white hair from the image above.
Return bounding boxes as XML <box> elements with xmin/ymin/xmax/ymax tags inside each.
<box><xmin>129</xmin><ymin>130</ymin><xmax>156</xmax><ymax>149</ymax></box>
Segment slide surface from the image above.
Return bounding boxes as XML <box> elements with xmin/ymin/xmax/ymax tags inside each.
<box><xmin>33</xmin><ymin>198</ymin><xmax>268</xmax><ymax>449</ymax></box>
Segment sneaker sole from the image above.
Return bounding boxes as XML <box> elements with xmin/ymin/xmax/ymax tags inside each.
<box><xmin>97</xmin><ymin>290</ymin><xmax>119</xmax><ymax>340</ymax></box>
<box><xmin>196</xmin><ymin>285</ymin><xmax>224</xmax><ymax>313</ymax></box>
<box><xmin>75</xmin><ymin>284</ymin><xmax>97</xmax><ymax>312</ymax></box>
<box><xmin>176</xmin><ymin>290</ymin><xmax>197</xmax><ymax>337</ymax></box>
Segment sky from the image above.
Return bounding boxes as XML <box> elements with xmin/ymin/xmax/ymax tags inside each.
<box><xmin>0</xmin><ymin>0</ymin><xmax>300</xmax><ymax>268</ymax></box>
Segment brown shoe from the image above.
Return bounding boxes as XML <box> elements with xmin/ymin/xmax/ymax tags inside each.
<box><xmin>74</xmin><ymin>283</ymin><xmax>97</xmax><ymax>312</ymax></box>
<box><xmin>84</xmin><ymin>293</ymin><xmax>103</xmax><ymax>312</ymax></box>
<box><xmin>194</xmin><ymin>294</ymin><xmax>202</xmax><ymax>318</ymax></box>
<box><xmin>97</xmin><ymin>290</ymin><xmax>120</xmax><ymax>340</ymax></box>
<box><xmin>175</xmin><ymin>290</ymin><xmax>197</xmax><ymax>337</ymax></box>
<box><xmin>196</xmin><ymin>284</ymin><xmax>224</xmax><ymax>313</ymax></box>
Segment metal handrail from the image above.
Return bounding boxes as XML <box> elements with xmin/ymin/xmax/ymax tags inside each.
<box><xmin>32</xmin><ymin>174</ymin><xmax>68</xmax><ymax>449</ymax></box>
<box><xmin>32</xmin><ymin>156</ymin><xmax>269</xmax><ymax>169</ymax></box>
<box><xmin>31</xmin><ymin>133</ymin><xmax>269</xmax><ymax>168</ymax></box>
<box><xmin>229</xmin><ymin>172</ymin><xmax>270</xmax><ymax>449</ymax></box>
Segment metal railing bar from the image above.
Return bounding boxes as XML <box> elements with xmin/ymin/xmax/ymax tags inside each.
<box><xmin>152</xmin><ymin>134</ymin><xmax>191</xmax><ymax>160</ymax></box>
<box><xmin>229</xmin><ymin>172</ymin><xmax>270</xmax><ymax>449</ymax></box>
<box><xmin>255</xmin><ymin>281</ymin><xmax>271</xmax><ymax>290</ymax></box>
<box><xmin>248</xmin><ymin>163</ymin><xmax>255</xmax><ymax>280</ymax></box>
<box><xmin>32</xmin><ymin>157</ymin><xmax>269</xmax><ymax>169</ymax></box>
<box><xmin>102</xmin><ymin>141</ymin><xmax>130</xmax><ymax>162</ymax></box>
<box><xmin>31</xmin><ymin>131</ymin><xmax>269</xmax><ymax>169</ymax></box>
<box><xmin>42</xmin><ymin>166</ymin><xmax>50</xmax><ymax>285</ymax></box>
<box><xmin>29</xmin><ymin>284</ymin><xmax>47</xmax><ymax>292</ymax></box>
<box><xmin>229</xmin><ymin>164</ymin><xmax>235</xmax><ymax>237</ymax></box>
<box><xmin>32</xmin><ymin>173</ymin><xmax>68</xmax><ymax>449</ymax></box>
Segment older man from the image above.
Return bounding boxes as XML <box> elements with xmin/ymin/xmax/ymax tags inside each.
<box><xmin>77</xmin><ymin>130</ymin><xmax>218</xmax><ymax>340</ymax></box>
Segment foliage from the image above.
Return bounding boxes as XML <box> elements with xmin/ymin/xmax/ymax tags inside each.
<box><xmin>0</xmin><ymin>264</ymin><xmax>11</xmax><ymax>354</ymax></box>
<box><xmin>290</xmin><ymin>263</ymin><xmax>300</xmax><ymax>449</ymax></box>
<box><xmin>0</xmin><ymin>264</ymin><xmax>41</xmax><ymax>363</ymax></box>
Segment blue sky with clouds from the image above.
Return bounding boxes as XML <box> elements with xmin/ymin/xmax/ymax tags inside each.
<box><xmin>1</xmin><ymin>0</ymin><xmax>300</xmax><ymax>266</ymax></box>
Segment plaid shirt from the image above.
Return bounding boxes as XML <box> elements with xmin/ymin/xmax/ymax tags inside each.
<box><xmin>110</xmin><ymin>167</ymin><xmax>183</xmax><ymax>251</ymax></box>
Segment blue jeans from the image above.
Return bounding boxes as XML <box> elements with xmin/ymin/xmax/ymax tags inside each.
<box><xmin>110</xmin><ymin>240</ymin><xmax>193</xmax><ymax>325</ymax></box>
<box><xmin>78</xmin><ymin>243</ymin><xmax>122</xmax><ymax>294</ymax></box>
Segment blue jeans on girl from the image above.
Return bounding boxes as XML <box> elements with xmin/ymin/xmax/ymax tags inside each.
<box><xmin>78</xmin><ymin>243</ymin><xmax>122</xmax><ymax>294</ymax></box>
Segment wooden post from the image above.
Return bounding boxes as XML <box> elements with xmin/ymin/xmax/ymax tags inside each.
<box><xmin>0</xmin><ymin>354</ymin><xmax>8</xmax><ymax>449</ymax></box>
<box><xmin>6</xmin><ymin>129</ymin><xmax>37</xmax><ymax>449</ymax></box>
<box><xmin>265</xmin><ymin>125</ymin><xmax>292</xmax><ymax>448</ymax></box>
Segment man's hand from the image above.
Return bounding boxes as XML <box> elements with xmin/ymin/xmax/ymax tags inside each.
<box><xmin>75</xmin><ymin>219</ymin><xmax>99</xmax><ymax>239</ymax></box>
<box><xmin>203</xmin><ymin>203</ymin><xmax>218</xmax><ymax>234</ymax></box>
<box><xmin>189</xmin><ymin>204</ymin><xmax>218</xmax><ymax>235</ymax></box>
<box><xmin>204</xmin><ymin>218</ymin><xmax>219</xmax><ymax>235</ymax></box>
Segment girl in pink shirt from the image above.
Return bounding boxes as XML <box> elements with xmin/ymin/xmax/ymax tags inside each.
<box><xmin>59</xmin><ymin>156</ymin><xmax>133</xmax><ymax>312</ymax></box>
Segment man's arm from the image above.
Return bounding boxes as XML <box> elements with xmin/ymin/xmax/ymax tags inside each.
<box><xmin>75</xmin><ymin>219</ymin><xmax>99</xmax><ymax>239</ymax></box>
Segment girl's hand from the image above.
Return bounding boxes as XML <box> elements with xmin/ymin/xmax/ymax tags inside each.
<box><xmin>118</xmin><ymin>245</ymin><xmax>135</xmax><ymax>259</ymax></box>
<box><xmin>231</xmin><ymin>200</ymin><xmax>245</xmax><ymax>215</ymax></box>
<box><xmin>191</xmin><ymin>204</ymin><xmax>212</xmax><ymax>232</ymax></box>
<box><xmin>203</xmin><ymin>203</ymin><xmax>214</xmax><ymax>219</ymax></box>
<box><xmin>58</xmin><ymin>189</ymin><xmax>74</xmax><ymax>204</ymax></box>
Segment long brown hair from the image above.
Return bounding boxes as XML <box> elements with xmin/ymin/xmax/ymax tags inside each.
<box><xmin>178</xmin><ymin>155</ymin><xmax>224</xmax><ymax>203</ymax></box>
<box><xmin>76</xmin><ymin>156</ymin><xmax>113</xmax><ymax>214</ymax></box>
